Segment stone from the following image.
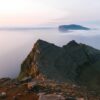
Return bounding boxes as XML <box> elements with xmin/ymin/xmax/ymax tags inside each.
<box><xmin>0</xmin><ymin>92</ymin><xmax>7</xmax><ymax>98</ymax></box>
<box><xmin>66</xmin><ymin>97</ymin><xmax>76</xmax><ymax>100</ymax></box>
<box><xmin>13</xmin><ymin>96</ymin><xmax>18</xmax><ymax>100</ymax></box>
<box><xmin>77</xmin><ymin>97</ymin><xmax>84</xmax><ymax>100</ymax></box>
<box><xmin>28</xmin><ymin>81</ymin><xmax>37</xmax><ymax>89</ymax></box>
<box><xmin>39</xmin><ymin>94</ymin><xmax>65</xmax><ymax>100</ymax></box>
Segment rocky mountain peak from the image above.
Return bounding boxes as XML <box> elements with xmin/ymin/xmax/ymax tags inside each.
<box><xmin>67</xmin><ymin>40</ymin><xmax>78</xmax><ymax>46</ymax></box>
<box><xmin>35</xmin><ymin>39</ymin><xmax>49</xmax><ymax>46</ymax></box>
<box><xmin>33</xmin><ymin>39</ymin><xmax>59</xmax><ymax>52</ymax></box>
<box><xmin>63</xmin><ymin>40</ymin><xmax>79</xmax><ymax>49</ymax></box>
<box><xmin>18</xmin><ymin>40</ymin><xmax>100</xmax><ymax>91</ymax></box>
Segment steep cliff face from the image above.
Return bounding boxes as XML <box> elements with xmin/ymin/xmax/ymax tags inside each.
<box><xmin>18</xmin><ymin>39</ymin><xmax>62</xmax><ymax>80</ymax></box>
<box><xmin>18</xmin><ymin>39</ymin><xmax>100</xmax><ymax>90</ymax></box>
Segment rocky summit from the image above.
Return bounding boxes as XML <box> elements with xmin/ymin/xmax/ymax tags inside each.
<box><xmin>18</xmin><ymin>39</ymin><xmax>100</xmax><ymax>91</ymax></box>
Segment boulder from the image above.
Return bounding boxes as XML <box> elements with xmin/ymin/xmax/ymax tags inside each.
<box><xmin>39</xmin><ymin>94</ymin><xmax>65</xmax><ymax>100</ymax></box>
<box><xmin>0</xmin><ymin>92</ymin><xmax>7</xmax><ymax>99</ymax></box>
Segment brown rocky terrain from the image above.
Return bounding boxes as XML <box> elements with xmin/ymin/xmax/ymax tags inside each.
<box><xmin>1</xmin><ymin>40</ymin><xmax>100</xmax><ymax>100</ymax></box>
<box><xmin>0</xmin><ymin>78</ymin><xmax>100</xmax><ymax>100</ymax></box>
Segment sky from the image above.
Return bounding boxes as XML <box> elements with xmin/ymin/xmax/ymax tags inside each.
<box><xmin>0</xmin><ymin>0</ymin><xmax>100</xmax><ymax>27</ymax></box>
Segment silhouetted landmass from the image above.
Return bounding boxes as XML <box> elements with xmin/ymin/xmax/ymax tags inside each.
<box><xmin>59</xmin><ymin>24</ymin><xmax>90</xmax><ymax>31</ymax></box>
<box><xmin>18</xmin><ymin>39</ymin><xmax>100</xmax><ymax>91</ymax></box>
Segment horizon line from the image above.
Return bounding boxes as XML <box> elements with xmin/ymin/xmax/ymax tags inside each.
<box><xmin>0</xmin><ymin>27</ymin><xmax>57</xmax><ymax>30</ymax></box>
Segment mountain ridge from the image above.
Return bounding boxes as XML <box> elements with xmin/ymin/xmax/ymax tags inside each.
<box><xmin>18</xmin><ymin>39</ymin><xmax>100</xmax><ymax>91</ymax></box>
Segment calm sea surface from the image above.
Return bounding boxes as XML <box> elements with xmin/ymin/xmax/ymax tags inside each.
<box><xmin>0</xmin><ymin>28</ymin><xmax>100</xmax><ymax>78</ymax></box>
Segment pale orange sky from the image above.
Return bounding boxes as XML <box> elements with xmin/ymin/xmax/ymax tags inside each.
<box><xmin>0</xmin><ymin>0</ymin><xmax>100</xmax><ymax>26</ymax></box>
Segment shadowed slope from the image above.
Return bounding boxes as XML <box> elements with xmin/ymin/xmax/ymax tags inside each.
<box><xmin>18</xmin><ymin>39</ymin><xmax>100</xmax><ymax>91</ymax></box>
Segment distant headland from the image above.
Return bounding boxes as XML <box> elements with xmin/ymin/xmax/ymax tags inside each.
<box><xmin>59</xmin><ymin>24</ymin><xmax>90</xmax><ymax>32</ymax></box>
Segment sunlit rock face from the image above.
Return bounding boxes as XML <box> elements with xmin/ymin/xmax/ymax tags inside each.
<box><xmin>18</xmin><ymin>39</ymin><xmax>100</xmax><ymax>91</ymax></box>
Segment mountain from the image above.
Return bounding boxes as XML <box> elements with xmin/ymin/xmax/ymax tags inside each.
<box><xmin>18</xmin><ymin>39</ymin><xmax>100</xmax><ymax>91</ymax></box>
<box><xmin>59</xmin><ymin>24</ymin><xmax>90</xmax><ymax>31</ymax></box>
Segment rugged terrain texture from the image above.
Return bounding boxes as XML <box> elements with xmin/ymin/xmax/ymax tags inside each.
<box><xmin>1</xmin><ymin>78</ymin><xmax>100</xmax><ymax>100</ymax></box>
<box><xmin>18</xmin><ymin>39</ymin><xmax>100</xmax><ymax>91</ymax></box>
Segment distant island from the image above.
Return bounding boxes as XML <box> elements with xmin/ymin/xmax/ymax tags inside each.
<box><xmin>59</xmin><ymin>24</ymin><xmax>90</xmax><ymax>31</ymax></box>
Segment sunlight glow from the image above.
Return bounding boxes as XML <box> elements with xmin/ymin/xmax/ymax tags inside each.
<box><xmin>0</xmin><ymin>0</ymin><xmax>99</xmax><ymax>26</ymax></box>
<box><xmin>0</xmin><ymin>0</ymin><xmax>68</xmax><ymax>26</ymax></box>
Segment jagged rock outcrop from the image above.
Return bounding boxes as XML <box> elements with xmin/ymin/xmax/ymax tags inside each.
<box><xmin>18</xmin><ymin>39</ymin><xmax>100</xmax><ymax>90</ymax></box>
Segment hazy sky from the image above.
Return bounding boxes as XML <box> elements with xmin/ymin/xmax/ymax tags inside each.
<box><xmin>0</xmin><ymin>0</ymin><xmax>100</xmax><ymax>27</ymax></box>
